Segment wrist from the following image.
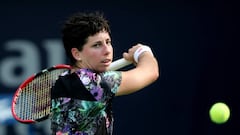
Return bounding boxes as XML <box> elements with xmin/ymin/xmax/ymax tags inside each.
<box><xmin>133</xmin><ymin>45</ymin><xmax>153</xmax><ymax>63</ymax></box>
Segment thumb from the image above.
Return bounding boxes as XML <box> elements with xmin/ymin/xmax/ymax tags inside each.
<box><xmin>123</xmin><ymin>52</ymin><xmax>130</xmax><ymax>60</ymax></box>
<box><xmin>123</xmin><ymin>52</ymin><xmax>136</xmax><ymax>65</ymax></box>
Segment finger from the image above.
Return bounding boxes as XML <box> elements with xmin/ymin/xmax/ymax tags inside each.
<box><xmin>123</xmin><ymin>52</ymin><xmax>129</xmax><ymax>59</ymax></box>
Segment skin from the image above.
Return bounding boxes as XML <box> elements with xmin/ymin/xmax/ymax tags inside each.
<box><xmin>71</xmin><ymin>31</ymin><xmax>113</xmax><ymax>72</ymax></box>
<box><xmin>118</xmin><ymin>45</ymin><xmax>159</xmax><ymax>96</ymax></box>
<box><xmin>71</xmin><ymin>31</ymin><xmax>159</xmax><ymax>96</ymax></box>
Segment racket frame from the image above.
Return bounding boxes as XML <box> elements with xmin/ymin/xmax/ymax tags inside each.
<box><xmin>11</xmin><ymin>64</ymin><xmax>71</xmax><ymax>123</ymax></box>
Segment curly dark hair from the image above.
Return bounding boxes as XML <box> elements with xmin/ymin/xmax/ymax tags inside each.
<box><xmin>61</xmin><ymin>11</ymin><xmax>111</xmax><ymax>65</ymax></box>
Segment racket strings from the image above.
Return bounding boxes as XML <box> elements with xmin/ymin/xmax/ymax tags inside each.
<box><xmin>15</xmin><ymin>69</ymin><xmax>68</xmax><ymax>121</ymax></box>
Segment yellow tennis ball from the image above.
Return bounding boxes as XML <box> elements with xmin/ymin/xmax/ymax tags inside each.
<box><xmin>209</xmin><ymin>102</ymin><xmax>230</xmax><ymax>124</ymax></box>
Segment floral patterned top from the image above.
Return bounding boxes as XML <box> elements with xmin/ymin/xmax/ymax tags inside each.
<box><xmin>50</xmin><ymin>69</ymin><xmax>121</xmax><ymax>135</ymax></box>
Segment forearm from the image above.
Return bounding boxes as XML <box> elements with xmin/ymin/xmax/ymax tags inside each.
<box><xmin>117</xmin><ymin>44</ymin><xmax>159</xmax><ymax>96</ymax></box>
<box><xmin>135</xmin><ymin>51</ymin><xmax>159</xmax><ymax>87</ymax></box>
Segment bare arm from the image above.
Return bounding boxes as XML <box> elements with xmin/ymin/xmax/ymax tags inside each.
<box><xmin>116</xmin><ymin>44</ymin><xmax>159</xmax><ymax>96</ymax></box>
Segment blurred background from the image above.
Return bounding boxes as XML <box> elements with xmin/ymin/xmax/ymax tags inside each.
<box><xmin>0</xmin><ymin>0</ymin><xmax>239</xmax><ymax>135</ymax></box>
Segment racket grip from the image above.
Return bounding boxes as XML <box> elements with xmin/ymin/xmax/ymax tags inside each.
<box><xmin>109</xmin><ymin>58</ymin><xmax>132</xmax><ymax>71</ymax></box>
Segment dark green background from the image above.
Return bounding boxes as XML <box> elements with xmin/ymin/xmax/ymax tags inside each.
<box><xmin>0</xmin><ymin>0</ymin><xmax>239</xmax><ymax>134</ymax></box>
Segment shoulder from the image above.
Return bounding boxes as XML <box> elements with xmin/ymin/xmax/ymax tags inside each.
<box><xmin>101</xmin><ymin>71</ymin><xmax>121</xmax><ymax>79</ymax></box>
<box><xmin>100</xmin><ymin>71</ymin><xmax>122</xmax><ymax>94</ymax></box>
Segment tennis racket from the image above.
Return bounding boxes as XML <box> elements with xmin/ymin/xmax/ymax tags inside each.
<box><xmin>11</xmin><ymin>58</ymin><xmax>131</xmax><ymax>123</ymax></box>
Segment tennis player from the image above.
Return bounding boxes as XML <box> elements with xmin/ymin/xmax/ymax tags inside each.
<box><xmin>50</xmin><ymin>11</ymin><xmax>159</xmax><ymax>135</ymax></box>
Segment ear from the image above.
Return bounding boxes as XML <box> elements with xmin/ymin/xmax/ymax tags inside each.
<box><xmin>71</xmin><ymin>48</ymin><xmax>82</xmax><ymax>61</ymax></box>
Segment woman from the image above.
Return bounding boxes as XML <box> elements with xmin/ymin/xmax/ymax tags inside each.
<box><xmin>50</xmin><ymin>11</ymin><xmax>159</xmax><ymax>135</ymax></box>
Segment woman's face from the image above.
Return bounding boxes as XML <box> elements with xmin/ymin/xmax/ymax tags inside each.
<box><xmin>77</xmin><ymin>31</ymin><xmax>113</xmax><ymax>72</ymax></box>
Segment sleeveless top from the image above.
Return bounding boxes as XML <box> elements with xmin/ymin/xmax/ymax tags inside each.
<box><xmin>50</xmin><ymin>68</ymin><xmax>121</xmax><ymax>135</ymax></box>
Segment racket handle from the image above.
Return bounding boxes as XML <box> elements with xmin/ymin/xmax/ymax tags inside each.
<box><xmin>109</xmin><ymin>58</ymin><xmax>132</xmax><ymax>71</ymax></box>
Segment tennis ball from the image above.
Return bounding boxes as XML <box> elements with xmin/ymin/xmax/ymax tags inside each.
<box><xmin>209</xmin><ymin>102</ymin><xmax>230</xmax><ymax>124</ymax></box>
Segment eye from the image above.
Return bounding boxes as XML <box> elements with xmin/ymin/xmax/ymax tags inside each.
<box><xmin>106</xmin><ymin>40</ymin><xmax>112</xmax><ymax>46</ymax></box>
<box><xmin>93</xmin><ymin>43</ymin><xmax>101</xmax><ymax>48</ymax></box>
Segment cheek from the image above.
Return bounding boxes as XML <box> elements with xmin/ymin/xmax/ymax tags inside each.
<box><xmin>87</xmin><ymin>51</ymin><xmax>101</xmax><ymax>61</ymax></box>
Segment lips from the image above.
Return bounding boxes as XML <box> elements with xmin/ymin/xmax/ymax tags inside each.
<box><xmin>102</xmin><ymin>59</ymin><xmax>111</xmax><ymax>65</ymax></box>
<box><xmin>102</xmin><ymin>59</ymin><xmax>111</xmax><ymax>63</ymax></box>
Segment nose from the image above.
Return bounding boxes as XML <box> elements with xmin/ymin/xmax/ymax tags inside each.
<box><xmin>103</xmin><ymin>44</ymin><xmax>112</xmax><ymax>55</ymax></box>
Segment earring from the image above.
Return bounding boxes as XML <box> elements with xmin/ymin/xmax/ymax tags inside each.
<box><xmin>77</xmin><ymin>58</ymin><xmax>82</xmax><ymax>61</ymax></box>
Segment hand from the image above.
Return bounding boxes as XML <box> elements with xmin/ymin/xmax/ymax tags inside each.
<box><xmin>122</xmin><ymin>44</ymin><xmax>144</xmax><ymax>64</ymax></box>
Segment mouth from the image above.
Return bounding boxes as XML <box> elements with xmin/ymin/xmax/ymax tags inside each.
<box><xmin>101</xmin><ymin>59</ymin><xmax>112</xmax><ymax>66</ymax></box>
